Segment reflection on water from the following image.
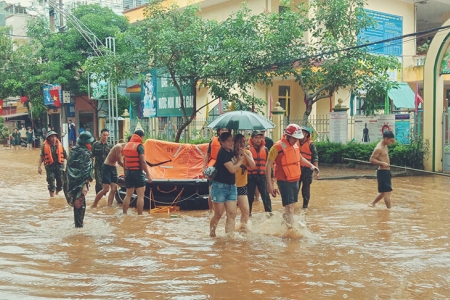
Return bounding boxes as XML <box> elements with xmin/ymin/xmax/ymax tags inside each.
<box><xmin>1</xmin><ymin>149</ymin><xmax>450</xmax><ymax>298</ymax></box>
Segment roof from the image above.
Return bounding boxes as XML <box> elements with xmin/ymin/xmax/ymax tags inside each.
<box><xmin>388</xmin><ymin>82</ymin><xmax>416</xmax><ymax>109</ymax></box>
<box><xmin>2</xmin><ymin>112</ymin><xmax>28</xmax><ymax>119</ymax></box>
<box><xmin>126</xmin><ymin>83</ymin><xmax>140</xmax><ymax>93</ymax></box>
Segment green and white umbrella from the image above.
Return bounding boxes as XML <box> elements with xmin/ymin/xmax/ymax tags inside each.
<box><xmin>206</xmin><ymin>111</ymin><xmax>275</xmax><ymax>131</ymax></box>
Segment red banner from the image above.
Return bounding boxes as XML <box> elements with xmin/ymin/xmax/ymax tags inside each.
<box><xmin>0</xmin><ymin>99</ymin><xmax>3</xmax><ymax>115</ymax></box>
<box><xmin>20</xmin><ymin>96</ymin><xmax>28</xmax><ymax>103</ymax></box>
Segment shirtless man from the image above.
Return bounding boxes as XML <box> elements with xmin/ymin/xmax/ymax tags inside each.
<box><xmin>90</xmin><ymin>143</ymin><xmax>125</xmax><ymax>208</ymax></box>
<box><xmin>369</xmin><ymin>130</ymin><xmax>395</xmax><ymax>208</ymax></box>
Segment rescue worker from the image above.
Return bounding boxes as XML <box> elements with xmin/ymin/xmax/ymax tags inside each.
<box><xmin>247</xmin><ymin>130</ymin><xmax>272</xmax><ymax>215</ymax></box>
<box><xmin>122</xmin><ymin>130</ymin><xmax>152</xmax><ymax>215</ymax></box>
<box><xmin>298</xmin><ymin>126</ymin><xmax>319</xmax><ymax>208</ymax></box>
<box><xmin>203</xmin><ymin>128</ymin><xmax>229</xmax><ymax>213</ymax></box>
<box><xmin>91</xmin><ymin>128</ymin><xmax>111</xmax><ymax>194</ymax></box>
<box><xmin>64</xmin><ymin>131</ymin><xmax>95</xmax><ymax>228</ymax></box>
<box><xmin>38</xmin><ymin>131</ymin><xmax>67</xmax><ymax>197</ymax></box>
<box><xmin>253</xmin><ymin>130</ymin><xmax>274</xmax><ymax>202</ymax></box>
<box><xmin>266</xmin><ymin>124</ymin><xmax>319</xmax><ymax>227</ymax></box>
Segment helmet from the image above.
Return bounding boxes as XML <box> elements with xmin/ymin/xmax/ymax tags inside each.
<box><xmin>284</xmin><ymin>124</ymin><xmax>303</xmax><ymax>139</ymax></box>
<box><xmin>46</xmin><ymin>130</ymin><xmax>58</xmax><ymax>139</ymax></box>
<box><xmin>302</xmin><ymin>126</ymin><xmax>313</xmax><ymax>135</ymax></box>
<box><xmin>77</xmin><ymin>131</ymin><xmax>95</xmax><ymax>145</ymax></box>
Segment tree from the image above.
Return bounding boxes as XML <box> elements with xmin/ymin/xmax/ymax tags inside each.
<box><xmin>284</xmin><ymin>0</ymin><xmax>400</xmax><ymax>124</ymax></box>
<box><xmin>86</xmin><ymin>1</ymin><xmax>306</xmax><ymax>142</ymax></box>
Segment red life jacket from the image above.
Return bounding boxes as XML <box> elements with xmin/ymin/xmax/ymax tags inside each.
<box><xmin>123</xmin><ymin>134</ymin><xmax>143</xmax><ymax>170</ymax></box>
<box><xmin>248</xmin><ymin>138</ymin><xmax>267</xmax><ymax>175</ymax></box>
<box><xmin>274</xmin><ymin>136</ymin><xmax>301</xmax><ymax>182</ymax></box>
<box><xmin>300</xmin><ymin>138</ymin><xmax>313</xmax><ymax>166</ymax></box>
<box><xmin>43</xmin><ymin>140</ymin><xmax>64</xmax><ymax>166</ymax></box>
<box><xmin>207</xmin><ymin>137</ymin><xmax>221</xmax><ymax>167</ymax></box>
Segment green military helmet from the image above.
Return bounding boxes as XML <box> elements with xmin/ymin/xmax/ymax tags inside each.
<box><xmin>46</xmin><ymin>130</ymin><xmax>58</xmax><ymax>139</ymax></box>
<box><xmin>77</xmin><ymin>131</ymin><xmax>95</xmax><ymax>145</ymax></box>
<box><xmin>302</xmin><ymin>126</ymin><xmax>313</xmax><ymax>135</ymax></box>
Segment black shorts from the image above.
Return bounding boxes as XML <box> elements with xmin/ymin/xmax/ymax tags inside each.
<box><xmin>237</xmin><ymin>185</ymin><xmax>247</xmax><ymax>196</ymax></box>
<box><xmin>102</xmin><ymin>164</ymin><xmax>118</xmax><ymax>185</ymax></box>
<box><xmin>377</xmin><ymin>169</ymin><xmax>392</xmax><ymax>193</ymax></box>
<box><xmin>125</xmin><ymin>170</ymin><xmax>147</xmax><ymax>189</ymax></box>
<box><xmin>277</xmin><ymin>180</ymin><xmax>299</xmax><ymax>206</ymax></box>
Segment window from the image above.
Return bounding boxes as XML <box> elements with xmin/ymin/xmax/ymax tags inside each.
<box><xmin>356</xmin><ymin>96</ymin><xmax>365</xmax><ymax>116</ymax></box>
<box><xmin>278</xmin><ymin>86</ymin><xmax>291</xmax><ymax>113</ymax></box>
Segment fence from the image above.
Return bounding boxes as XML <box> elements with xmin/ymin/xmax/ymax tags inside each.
<box><xmin>129</xmin><ymin>112</ymin><xmax>422</xmax><ymax>143</ymax></box>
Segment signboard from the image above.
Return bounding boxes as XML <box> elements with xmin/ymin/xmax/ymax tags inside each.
<box><xmin>88</xmin><ymin>73</ymin><xmax>108</xmax><ymax>100</ymax></box>
<box><xmin>141</xmin><ymin>71</ymin><xmax>157</xmax><ymax>118</ymax></box>
<box><xmin>394</xmin><ymin>114</ymin><xmax>410</xmax><ymax>144</ymax></box>
<box><xmin>157</xmin><ymin>76</ymin><xmax>194</xmax><ymax>117</ymax></box>
<box><xmin>355</xmin><ymin>114</ymin><xmax>397</xmax><ymax>143</ymax></box>
<box><xmin>67</xmin><ymin>103</ymin><xmax>75</xmax><ymax>117</ymax></box>
<box><xmin>358</xmin><ymin>10</ymin><xmax>403</xmax><ymax>57</ymax></box>
<box><xmin>329</xmin><ymin>112</ymin><xmax>348</xmax><ymax>143</ymax></box>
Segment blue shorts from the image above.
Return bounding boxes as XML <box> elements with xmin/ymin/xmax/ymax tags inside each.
<box><xmin>278</xmin><ymin>180</ymin><xmax>299</xmax><ymax>206</ymax></box>
<box><xmin>102</xmin><ymin>164</ymin><xmax>118</xmax><ymax>185</ymax></box>
<box><xmin>210</xmin><ymin>181</ymin><xmax>237</xmax><ymax>203</ymax></box>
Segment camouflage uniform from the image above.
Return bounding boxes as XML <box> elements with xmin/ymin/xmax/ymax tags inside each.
<box><xmin>299</xmin><ymin>141</ymin><xmax>319</xmax><ymax>208</ymax></box>
<box><xmin>91</xmin><ymin>141</ymin><xmax>111</xmax><ymax>193</ymax></box>
<box><xmin>40</xmin><ymin>145</ymin><xmax>67</xmax><ymax>193</ymax></box>
<box><xmin>64</xmin><ymin>144</ymin><xmax>93</xmax><ymax>228</ymax></box>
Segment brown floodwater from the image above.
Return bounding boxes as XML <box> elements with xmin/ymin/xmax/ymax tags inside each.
<box><xmin>1</xmin><ymin>148</ymin><xmax>450</xmax><ymax>299</ymax></box>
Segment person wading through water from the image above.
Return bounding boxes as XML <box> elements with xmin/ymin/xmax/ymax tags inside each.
<box><xmin>122</xmin><ymin>130</ymin><xmax>153</xmax><ymax>215</ymax></box>
<box><xmin>64</xmin><ymin>131</ymin><xmax>95</xmax><ymax>228</ymax></box>
<box><xmin>297</xmin><ymin>126</ymin><xmax>319</xmax><ymax>208</ymax></box>
<box><xmin>92</xmin><ymin>128</ymin><xmax>111</xmax><ymax>194</ymax></box>
<box><xmin>38</xmin><ymin>131</ymin><xmax>67</xmax><ymax>197</ymax></box>
<box><xmin>266</xmin><ymin>124</ymin><xmax>319</xmax><ymax>228</ymax></box>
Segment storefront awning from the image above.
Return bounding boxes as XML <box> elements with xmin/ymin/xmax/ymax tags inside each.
<box><xmin>3</xmin><ymin>112</ymin><xmax>28</xmax><ymax>119</ymax></box>
<box><xmin>388</xmin><ymin>82</ymin><xmax>415</xmax><ymax>109</ymax></box>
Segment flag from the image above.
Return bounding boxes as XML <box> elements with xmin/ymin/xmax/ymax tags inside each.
<box><xmin>285</xmin><ymin>89</ymin><xmax>289</xmax><ymax>116</ymax></box>
<box><xmin>415</xmin><ymin>81</ymin><xmax>423</xmax><ymax>114</ymax></box>
<box><xmin>0</xmin><ymin>99</ymin><xmax>3</xmax><ymax>115</ymax></box>
<box><xmin>251</xmin><ymin>94</ymin><xmax>255</xmax><ymax>112</ymax></box>
<box><xmin>20</xmin><ymin>96</ymin><xmax>28</xmax><ymax>103</ymax></box>
<box><xmin>205</xmin><ymin>97</ymin><xmax>210</xmax><ymax>119</ymax></box>
<box><xmin>49</xmin><ymin>85</ymin><xmax>62</xmax><ymax>107</ymax></box>
<box><xmin>218</xmin><ymin>98</ymin><xmax>223</xmax><ymax>115</ymax></box>
<box><xmin>384</xmin><ymin>89</ymin><xmax>390</xmax><ymax>114</ymax></box>
<box><xmin>350</xmin><ymin>92</ymin><xmax>355</xmax><ymax>117</ymax></box>
<box><xmin>269</xmin><ymin>93</ymin><xmax>273</xmax><ymax>118</ymax></box>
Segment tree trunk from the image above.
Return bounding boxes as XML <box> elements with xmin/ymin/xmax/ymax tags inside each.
<box><xmin>302</xmin><ymin>99</ymin><xmax>314</xmax><ymax>126</ymax></box>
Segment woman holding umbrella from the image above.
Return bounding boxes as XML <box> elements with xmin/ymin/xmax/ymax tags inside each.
<box><xmin>233</xmin><ymin>133</ymin><xmax>255</xmax><ymax>231</ymax></box>
<box><xmin>209</xmin><ymin>131</ymin><xmax>245</xmax><ymax>237</ymax></box>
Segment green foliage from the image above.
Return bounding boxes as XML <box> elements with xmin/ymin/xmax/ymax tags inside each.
<box><xmin>0</xmin><ymin>117</ymin><xmax>9</xmax><ymax>138</ymax></box>
<box><xmin>315</xmin><ymin>137</ymin><xmax>429</xmax><ymax>169</ymax></box>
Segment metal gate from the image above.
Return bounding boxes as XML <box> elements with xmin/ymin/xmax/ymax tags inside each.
<box><xmin>443</xmin><ymin>112</ymin><xmax>450</xmax><ymax>172</ymax></box>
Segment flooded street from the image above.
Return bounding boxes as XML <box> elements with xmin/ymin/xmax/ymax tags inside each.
<box><xmin>1</xmin><ymin>148</ymin><xmax>450</xmax><ymax>299</ymax></box>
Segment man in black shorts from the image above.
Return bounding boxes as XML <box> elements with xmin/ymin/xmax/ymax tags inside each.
<box><xmin>121</xmin><ymin>130</ymin><xmax>152</xmax><ymax>215</ymax></box>
<box><xmin>369</xmin><ymin>130</ymin><xmax>395</xmax><ymax>208</ymax></box>
<box><xmin>91</xmin><ymin>142</ymin><xmax>125</xmax><ymax>208</ymax></box>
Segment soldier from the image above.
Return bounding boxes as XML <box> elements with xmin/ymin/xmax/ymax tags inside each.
<box><xmin>11</xmin><ymin>128</ymin><xmax>21</xmax><ymax>150</ymax></box>
<box><xmin>247</xmin><ymin>130</ymin><xmax>272</xmax><ymax>215</ymax></box>
<box><xmin>298</xmin><ymin>126</ymin><xmax>319</xmax><ymax>208</ymax></box>
<box><xmin>91</xmin><ymin>128</ymin><xmax>111</xmax><ymax>194</ymax></box>
<box><xmin>38</xmin><ymin>131</ymin><xmax>68</xmax><ymax>197</ymax></box>
<box><xmin>64</xmin><ymin>131</ymin><xmax>95</xmax><ymax>228</ymax></box>
<box><xmin>26</xmin><ymin>127</ymin><xmax>34</xmax><ymax>150</ymax></box>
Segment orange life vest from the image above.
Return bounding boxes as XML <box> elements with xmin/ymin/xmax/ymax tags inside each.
<box><xmin>123</xmin><ymin>134</ymin><xmax>143</xmax><ymax>170</ymax></box>
<box><xmin>274</xmin><ymin>136</ymin><xmax>301</xmax><ymax>182</ymax></box>
<box><xmin>207</xmin><ymin>137</ymin><xmax>221</xmax><ymax>167</ymax></box>
<box><xmin>248</xmin><ymin>138</ymin><xmax>267</xmax><ymax>175</ymax></box>
<box><xmin>43</xmin><ymin>140</ymin><xmax>64</xmax><ymax>166</ymax></box>
<box><xmin>300</xmin><ymin>139</ymin><xmax>313</xmax><ymax>166</ymax></box>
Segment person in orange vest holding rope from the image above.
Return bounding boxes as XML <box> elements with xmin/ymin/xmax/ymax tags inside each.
<box><xmin>266</xmin><ymin>124</ymin><xmax>319</xmax><ymax>227</ymax></box>
<box><xmin>122</xmin><ymin>130</ymin><xmax>153</xmax><ymax>215</ymax></box>
<box><xmin>38</xmin><ymin>131</ymin><xmax>67</xmax><ymax>197</ymax></box>
<box><xmin>298</xmin><ymin>126</ymin><xmax>319</xmax><ymax>208</ymax></box>
<box><xmin>203</xmin><ymin>127</ymin><xmax>229</xmax><ymax>213</ymax></box>
<box><xmin>247</xmin><ymin>130</ymin><xmax>272</xmax><ymax>216</ymax></box>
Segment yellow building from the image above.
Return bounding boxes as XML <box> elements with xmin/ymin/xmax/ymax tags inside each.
<box><xmin>124</xmin><ymin>0</ymin><xmax>450</xmax><ymax>171</ymax></box>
